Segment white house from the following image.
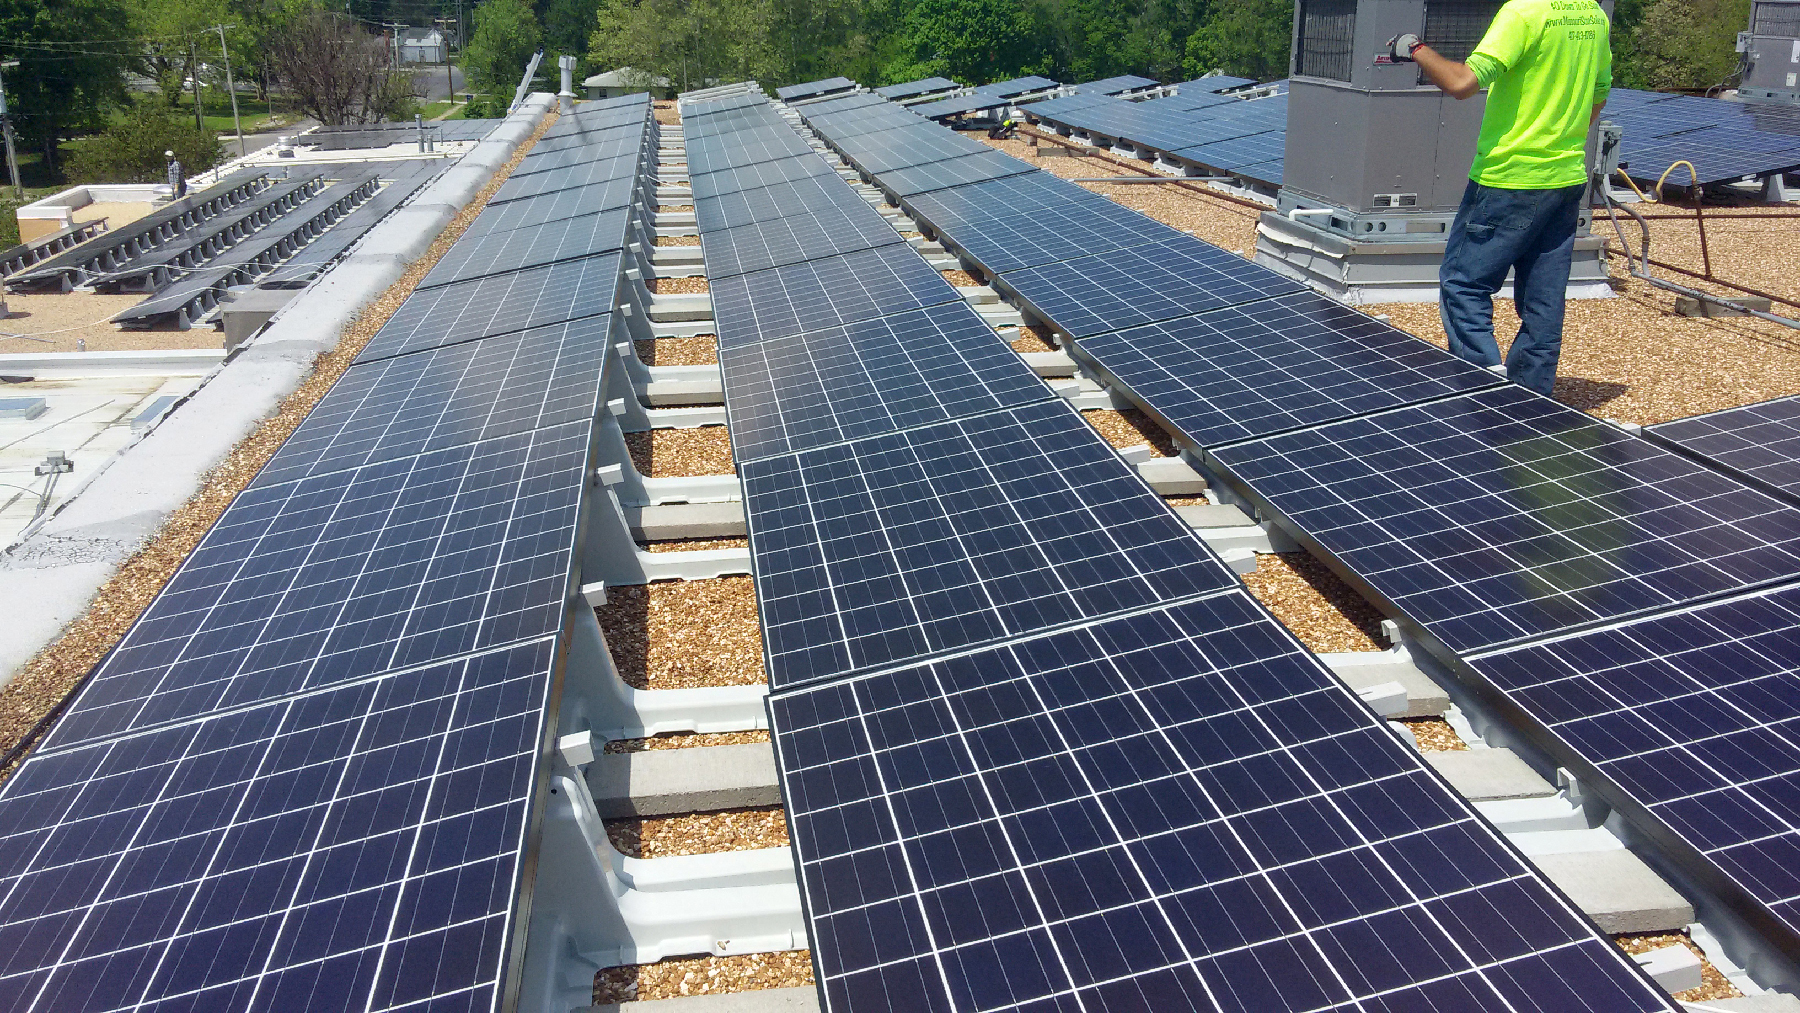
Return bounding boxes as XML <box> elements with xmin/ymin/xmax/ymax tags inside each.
<box><xmin>400</xmin><ymin>28</ymin><xmax>446</xmax><ymax>64</ymax></box>
<box><xmin>584</xmin><ymin>67</ymin><xmax>673</xmax><ymax>99</ymax></box>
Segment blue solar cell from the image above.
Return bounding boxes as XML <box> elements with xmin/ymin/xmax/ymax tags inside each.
<box><xmin>744</xmin><ymin>399</ymin><xmax>1239</xmax><ymax>689</ymax></box>
<box><xmin>876</xmin><ymin>149</ymin><xmax>1037</xmax><ymax>197</ymax></box>
<box><xmin>777</xmin><ymin>77</ymin><xmax>856</xmax><ymax>101</ymax></box>
<box><xmin>1210</xmin><ymin>384</ymin><xmax>1800</xmax><ymax>654</ymax></box>
<box><xmin>770</xmin><ymin>593</ymin><xmax>1680</xmax><ymax>1013</ymax></box>
<box><xmin>700</xmin><ymin>204</ymin><xmax>906</xmax><ymax>278</ymax></box>
<box><xmin>356</xmin><ymin>253</ymin><xmax>620</xmax><ymax>363</ymax></box>
<box><xmin>721</xmin><ymin>301</ymin><xmax>1053</xmax><ymax>462</ymax></box>
<box><xmin>709</xmin><ymin>244</ymin><xmax>963</xmax><ymax>348</ymax></box>
<box><xmin>1077</xmin><ymin>293</ymin><xmax>1503</xmax><ymax>448</ymax></box>
<box><xmin>996</xmin><ymin>235</ymin><xmax>1304</xmax><ymax>339</ymax></box>
<box><xmin>1173</xmin><ymin>129</ymin><xmax>1287</xmax><ymax>170</ymax></box>
<box><xmin>900</xmin><ymin>173</ymin><xmax>1113</xmax><ymax>234</ymax></box>
<box><xmin>1646</xmin><ymin>395</ymin><xmax>1800</xmax><ymax>500</ymax></box>
<box><xmin>937</xmin><ymin>197</ymin><xmax>1176</xmax><ymax>274</ymax></box>
<box><xmin>418</xmin><ymin>208</ymin><xmax>631</xmax><ymax>289</ymax></box>
<box><xmin>876</xmin><ymin>77</ymin><xmax>959</xmax><ymax>100</ymax></box>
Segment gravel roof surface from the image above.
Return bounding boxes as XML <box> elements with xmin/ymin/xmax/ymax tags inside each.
<box><xmin>594</xmin><ymin>577</ymin><xmax>765</xmax><ymax>691</ymax></box>
<box><xmin>624</xmin><ymin>426</ymin><xmax>735</xmax><ymax>476</ymax></box>
<box><xmin>636</xmin><ymin>335</ymin><xmax>719</xmax><ymax>365</ymax></box>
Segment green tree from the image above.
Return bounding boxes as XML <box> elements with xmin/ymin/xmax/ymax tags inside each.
<box><xmin>543</xmin><ymin>0</ymin><xmax>601</xmax><ymax>59</ymax></box>
<box><xmin>65</xmin><ymin>100</ymin><xmax>222</xmax><ymax>182</ymax></box>
<box><xmin>0</xmin><ymin>0</ymin><xmax>130</xmax><ymax>175</ymax></box>
<box><xmin>898</xmin><ymin>0</ymin><xmax>1036</xmax><ymax>83</ymax></box>
<box><xmin>129</xmin><ymin>0</ymin><xmax>231</xmax><ymax>110</ymax></box>
<box><xmin>1183</xmin><ymin>0</ymin><xmax>1291</xmax><ymax>80</ymax></box>
<box><xmin>590</xmin><ymin>0</ymin><xmax>779</xmax><ymax>93</ymax></box>
<box><xmin>1628</xmin><ymin>0</ymin><xmax>1749</xmax><ymax>90</ymax></box>
<box><xmin>464</xmin><ymin>0</ymin><xmax>542</xmax><ymax>95</ymax></box>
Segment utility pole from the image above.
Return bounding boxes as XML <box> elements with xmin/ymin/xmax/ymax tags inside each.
<box><xmin>189</xmin><ymin>36</ymin><xmax>204</xmax><ymax>132</ymax></box>
<box><xmin>384</xmin><ymin>21</ymin><xmax>406</xmax><ymax>72</ymax></box>
<box><xmin>213</xmin><ymin>24</ymin><xmax>245</xmax><ymax>158</ymax></box>
<box><xmin>435</xmin><ymin>15</ymin><xmax>456</xmax><ymax>104</ymax></box>
<box><xmin>0</xmin><ymin>61</ymin><xmax>22</xmax><ymax>199</ymax></box>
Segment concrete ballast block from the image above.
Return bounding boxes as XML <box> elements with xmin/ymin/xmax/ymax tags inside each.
<box><xmin>625</xmin><ymin>501</ymin><xmax>747</xmax><ymax>541</ymax></box>
<box><xmin>1423</xmin><ymin>749</ymin><xmax>1556</xmax><ymax>802</ymax></box>
<box><xmin>1531</xmin><ymin>849</ymin><xmax>1695</xmax><ymax>933</ymax></box>
<box><xmin>582</xmin><ymin>987</ymin><xmax>822</xmax><ymax>1012</ymax></box>
<box><xmin>588</xmin><ymin>742</ymin><xmax>781</xmax><ymax>818</ymax></box>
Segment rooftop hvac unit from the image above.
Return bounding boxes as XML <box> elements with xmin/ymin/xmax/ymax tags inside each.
<box><xmin>1739</xmin><ymin>0</ymin><xmax>1800</xmax><ymax>105</ymax></box>
<box><xmin>1255</xmin><ymin>0</ymin><xmax>1613</xmax><ymax>302</ymax></box>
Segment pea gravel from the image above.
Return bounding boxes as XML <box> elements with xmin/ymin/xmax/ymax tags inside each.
<box><xmin>593</xmin><ymin>577</ymin><xmax>765</xmax><ymax>691</ymax></box>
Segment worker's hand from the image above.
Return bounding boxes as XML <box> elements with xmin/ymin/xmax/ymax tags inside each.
<box><xmin>1388</xmin><ymin>33</ymin><xmax>1424</xmax><ymax>61</ymax></box>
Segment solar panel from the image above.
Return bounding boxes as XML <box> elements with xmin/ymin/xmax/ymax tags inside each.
<box><xmin>1209</xmin><ymin>384</ymin><xmax>1800</xmax><ymax>655</ymax></box>
<box><xmin>913</xmin><ymin>94</ymin><xmax>1014</xmax><ymax>120</ymax></box>
<box><xmin>1645</xmin><ymin>395</ymin><xmax>1800</xmax><ymax>500</ymax></box>
<box><xmin>1077</xmin><ymin>292</ymin><xmax>1505</xmax><ymax>448</ymax></box>
<box><xmin>1073</xmin><ymin>74</ymin><xmax>1159</xmax><ymax>95</ymax></box>
<box><xmin>1467</xmin><ymin>581</ymin><xmax>1800</xmax><ymax>946</ymax></box>
<box><xmin>417</xmin><ymin>208</ymin><xmax>630</xmax><ymax>289</ymax></box>
<box><xmin>355</xmin><ymin>253</ymin><xmax>620</xmax><ymax>363</ymax></box>
<box><xmin>743</xmin><ymin>398</ymin><xmax>1240</xmax><ymax>690</ymax></box>
<box><xmin>463</xmin><ymin>179</ymin><xmax>639</xmax><ymax>240</ymax></box>
<box><xmin>254</xmin><ymin>315</ymin><xmax>611</xmax><ymax>488</ymax></box>
<box><xmin>529</xmin><ymin>121</ymin><xmax>647</xmax><ymax>153</ymax></box>
<box><xmin>1174</xmin><ymin>130</ymin><xmax>1288</xmax><ymax>170</ymax></box>
<box><xmin>840</xmin><ymin>130</ymin><xmax>990</xmax><ymax>174</ymax></box>
<box><xmin>682</xmin><ymin>92</ymin><xmax>769</xmax><ymax>118</ymax></box>
<box><xmin>709</xmin><ymin>244</ymin><xmax>962</xmax><ymax>348</ymax></box>
<box><xmin>0</xmin><ymin>635</ymin><xmax>559</xmax><ymax>1013</ymax></box>
<box><xmin>936</xmin><ymin>197</ymin><xmax>1176</xmax><ymax>275</ymax></box>
<box><xmin>1237</xmin><ymin>157</ymin><xmax>1285</xmax><ymax>185</ymax></box>
<box><xmin>486</xmin><ymin>154</ymin><xmax>643</xmax><ymax>204</ymax></box>
<box><xmin>777</xmin><ymin>77</ymin><xmax>856</xmax><ymax>101</ymax></box>
<box><xmin>876</xmin><ymin>77</ymin><xmax>958</xmax><ymax>100</ymax></box>
<box><xmin>688</xmin><ymin>153</ymin><xmax>841</xmax><ymax>201</ymax></box>
<box><xmin>769</xmin><ymin>591</ymin><xmax>1679</xmax><ymax>1013</ymax></box>
<box><xmin>688</xmin><ymin>131</ymin><xmax>819</xmax><ymax>173</ymax></box>
<box><xmin>694</xmin><ymin>173</ymin><xmax>869</xmax><ymax>234</ymax></box>
<box><xmin>721</xmin><ymin>301</ymin><xmax>1053</xmax><ymax>462</ymax></box>
<box><xmin>42</xmin><ymin>419</ymin><xmax>591</xmax><ymax>749</ymax></box>
<box><xmin>511</xmin><ymin>137</ymin><xmax>646</xmax><ymax>178</ymax></box>
<box><xmin>996</xmin><ymin>235</ymin><xmax>1304</xmax><ymax>339</ymax></box>
<box><xmin>700</xmin><ymin>204</ymin><xmax>905</xmax><ymax>279</ymax></box>
<box><xmin>1179</xmin><ymin>74</ymin><xmax>1256</xmax><ymax>93</ymax></box>
<box><xmin>1162</xmin><ymin>90</ymin><xmax>1243</xmax><ymax>112</ymax></box>
<box><xmin>900</xmin><ymin>173</ymin><xmax>1112</xmax><ymax>234</ymax></box>
<box><xmin>876</xmin><ymin>149</ymin><xmax>1038</xmax><ymax>198</ymax></box>
<box><xmin>974</xmin><ymin>76</ymin><xmax>1058</xmax><ymax>98</ymax></box>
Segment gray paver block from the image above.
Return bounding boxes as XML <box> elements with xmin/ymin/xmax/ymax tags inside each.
<box><xmin>1328</xmin><ymin>661</ymin><xmax>1449</xmax><ymax>718</ymax></box>
<box><xmin>581</xmin><ymin>987</ymin><xmax>821</xmax><ymax>1012</ymax></box>
<box><xmin>588</xmin><ymin>742</ymin><xmax>780</xmax><ymax>818</ymax></box>
<box><xmin>626</xmin><ymin>501</ymin><xmax>747</xmax><ymax>541</ymax></box>
<box><xmin>1424</xmin><ymin>749</ymin><xmax>1556</xmax><ymax>801</ymax></box>
<box><xmin>1172</xmin><ymin>503</ymin><xmax>1255</xmax><ymax>528</ymax></box>
<box><xmin>1531</xmin><ymin>849</ymin><xmax>1694</xmax><ymax>933</ymax></box>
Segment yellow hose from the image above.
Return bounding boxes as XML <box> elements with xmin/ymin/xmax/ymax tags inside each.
<box><xmin>1654</xmin><ymin>160</ymin><xmax>1700</xmax><ymax>202</ymax></box>
<box><xmin>1613</xmin><ymin>167</ymin><xmax>1655</xmax><ymax>203</ymax></box>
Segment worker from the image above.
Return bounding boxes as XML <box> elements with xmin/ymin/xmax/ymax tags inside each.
<box><xmin>1390</xmin><ymin>0</ymin><xmax>1611</xmax><ymax>397</ymax></box>
<box><xmin>987</xmin><ymin>117</ymin><xmax>1017</xmax><ymax>140</ymax></box>
<box><xmin>164</xmin><ymin>150</ymin><xmax>187</xmax><ymax>199</ymax></box>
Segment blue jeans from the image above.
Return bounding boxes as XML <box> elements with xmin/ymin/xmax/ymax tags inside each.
<box><xmin>1439</xmin><ymin>180</ymin><xmax>1588</xmax><ymax>397</ymax></box>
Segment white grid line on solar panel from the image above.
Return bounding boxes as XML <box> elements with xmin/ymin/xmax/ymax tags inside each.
<box><xmin>1645</xmin><ymin>395</ymin><xmax>1800</xmax><ymax>499</ymax></box>
<box><xmin>252</xmin><ymin>315</ymin><xmax>610</xmax><ymax>489</ymax></box>
<box><xmin>681</xmin><ymin>108</ymin><xmax>791</xmax><ymax>142</ymax></box>
<box><xmin>37</xmin><ymin>421</ymin><xmax>590</xmax><ymax>750</ymax></box>
<box><xmin>486</xmin><ymin>153</ymin><xmax>644</xmax><ymax>205</ymax></box>
<box><xmin>807</xmin><ymin>108</ymin><xmax>931</xmax><ymax>141</ymax></box>
<box><xmin>694</xmin><ymin>173</ymin><xmax>869</xmax><ymax>234</ymax></box>
<box><xmin>899</xmin><ymin>172</ymin><xmax>1113</xmax><ymax>234</ymax></box>
<box><xmin>710</xmin><ymin>244</ymin><xmax>963</xmax><ymax>349</ymax></box>
<box><xmin>838</xmin><ymin>131</ymin><xmax>990</xmax><ymax>175</ymax></box>
<box><xmin>768</xmin><ymin>594</ymin><xmax>1676</xmax><ymax>1013</ymax></box>
<box><xmin>1209</xmin><ymin>383</ymin><xmax>1800</xmax><ymax>656</ymax></box>
<box><xmin>355</xmin><ymin>253</ymin><xmax>620</xmax><ymax>363</ymax></box>
<box><xmin>686</xmin><ymin>153</ymin><xmax>841</xmax><ymax>200</ymax></box>
<box><xmin>685</xmin><ymin>131</ymin><xmax>817</xmax><ymax>174</ymax></box>
<box><xmin>529</xmin><ymin>121</ymin><xmax>648</xmax><ymax>153</ymax></box>
<box><xmin>1174</xmin><ymin>131</ymin><xmax>1287</xmax><ymax>169</ymax></box>
<box><xmin>418</xmin><ymin>208</ymin><xmax>631</xmax><ymax>290</ymax></box>
<box><xmin>743</xmin><ymin>398</ymin><xmax>1238</xmax><ymax>690</ymax></box>
<box><xmin>1466</xmin><ymin>580</ymin><xmax>1800</xmax><ymax>933</ymax></box>
<box><xmin>720</xmin><ymin>301</ymin><xmax>1054</xmax><ymax>463</ymax></box>
<box><xmin>1074</xmin><ymin>293</ymin><xmax>1505</xmax><ymax>449</ymax></box>
<box><xmin>700</xmin><ymin>204</ymin><xmax>905</xmax><ymax>279</ymax></box>
<box><xmin>876</xmin><ymin>149</ymin><xmax>1038</xmax><ymax>198</ymax></box>
<box><xmin>0</xmin><ymin>637</ymin><xmax>554</xmax><ymax>1012</ymax></box>
<box><xmin>509</xmin><ymin>138</ymin><xmax>647</xmax><ymax>179</ymax></box>
<box><xmin>462</xmin><ymin>178</ymin><xmax>640</xmax><ymax>241</ymax></box>
<box><xmin>932</xmin><ymin>196</ymin><xmax>1180</xmax><ymax>275</ymax></box>
<box><xmin>995</xmin><ymin>234</ymin><xmax>1304</xmax><ymax>339</ymax></box>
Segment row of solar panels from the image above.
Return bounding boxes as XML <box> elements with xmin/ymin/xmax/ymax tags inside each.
<box><xmin>804</xmin><ymin>92</ymin><xmax>1800</xmax><ymax>975</ymax></box>
<box><xmin>0</xmin><ymin>94</ymin><xmax>657</xmax><ymax>1012</ymax></box>
<box><xmin>669</xmin><ymin>87</ymin><xmax>1689</xmax><ymax>1010</ymax></box>
<box><xmin>1025</xmin><ymin>86</ymin><xmax>1290</xmax><ymax>187</ymax></box>
<box><xmin>1603</xmin><ymin>87</ymin><xmax>1800</xmax><ymax>185</ymax></box>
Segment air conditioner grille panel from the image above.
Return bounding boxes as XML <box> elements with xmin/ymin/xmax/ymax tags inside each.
<box><xmin>1753</xmin><ymin>1</ymin><xmax>1800</xmax><ymax>37</ymax></box>
<box><xmin>1297</xmin><ymin>0</ymin><xmax>1358</xmax><ymax>82</ymax></box>
<box><xmin>1423</xmin><ymin>0</ymin><xmax>1507</xmax><ymax>64</ymax></box>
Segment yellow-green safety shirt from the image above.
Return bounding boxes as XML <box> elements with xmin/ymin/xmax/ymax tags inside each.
<box><xmin>1465</xmin><ymin>0</ymin><xmax>1613</xmax><ymax>189</ymax></box>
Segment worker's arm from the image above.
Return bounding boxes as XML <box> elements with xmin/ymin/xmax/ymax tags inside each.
<box><xmin>1591</xmin><ymin>103</ymin><xmax>1605</xmax><ymax>126</ymax></box>
<box><xmin>1413</xmin><ymin>44</ymin><xmax>1481</xmax><ymax>100</ymax></box>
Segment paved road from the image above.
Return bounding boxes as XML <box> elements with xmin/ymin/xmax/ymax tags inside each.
<box><xmin>412</xmin><ymin>65</ymin><xmax>465</xmax><ymax>103</ymax></box>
